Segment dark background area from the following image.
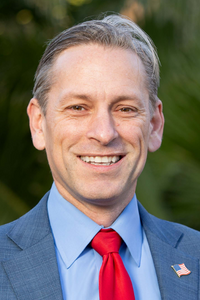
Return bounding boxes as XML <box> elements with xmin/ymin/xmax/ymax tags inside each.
<box><xmin>1</xmin><ymin>0</ymin><xmax>200</xmax><ymax>229</ymax></box>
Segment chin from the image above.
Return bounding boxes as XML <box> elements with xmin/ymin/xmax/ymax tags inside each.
<box><xmin>78</xmin><ymin>188</ymin><xmax>123</xmax><ymax>205</ymax></box>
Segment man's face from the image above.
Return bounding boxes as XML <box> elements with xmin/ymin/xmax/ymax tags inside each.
<box><xmin>28</xmin><ymin>44</ymin><xmax>164</xmax><ymax>210</ymax></box>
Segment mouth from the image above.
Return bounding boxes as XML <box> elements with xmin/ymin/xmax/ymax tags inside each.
<box><xmin>79</xmin><ymin>155</ymin><xmax>123</xmax><ymax>166</ymax></box>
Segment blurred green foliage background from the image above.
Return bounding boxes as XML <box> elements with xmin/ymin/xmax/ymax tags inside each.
<box><xmin>1</xmin><ymin>0</ymin><xmax>200</xmax><ymax>228</ymax></box>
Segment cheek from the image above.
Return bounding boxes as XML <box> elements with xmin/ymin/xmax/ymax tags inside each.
<box><xmin>54</xmin><ymin>121</ymin><xmax>86</xmax><ymax>153</ymax></box>
<box><xmin>118</xmin><ymin>120</ymin><xmax>149</xmax><ymax>144</ymax></box>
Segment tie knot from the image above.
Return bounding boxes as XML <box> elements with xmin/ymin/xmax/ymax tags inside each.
<box><xmin>91</xmin><ymin>229</ymin><xmax>122</xmax><ymax>256</ymax></box>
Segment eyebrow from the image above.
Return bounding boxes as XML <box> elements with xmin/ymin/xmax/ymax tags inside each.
<box><xmin>59</xmin><ymin>92</ymin><xmax>143</xmax><ymax>105</ymax></box>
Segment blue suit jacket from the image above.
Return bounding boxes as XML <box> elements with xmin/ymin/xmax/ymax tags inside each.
<box><xmin>0</xmin><ymin>192</ymin><xmax>200</xmax><ymax>299</ymax></box>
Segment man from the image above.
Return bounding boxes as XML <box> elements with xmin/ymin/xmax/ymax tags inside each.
<box><xmin>0</xmin><ymin>14</ymin><xmax>199</xmax><ymax>300</ymax></box>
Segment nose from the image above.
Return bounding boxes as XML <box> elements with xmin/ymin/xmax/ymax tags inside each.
<box><xmin>86</xmin><ymin>110</ymin><xmax>118</xmax><ymax>145</ymax></box>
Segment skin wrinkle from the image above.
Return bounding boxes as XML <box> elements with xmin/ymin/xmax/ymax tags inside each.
<box><xmin>47</xmin><ymin>46</ymin><xmax>148</xmax><ymax>110</ymax></box>
<box><xmin>27</xmin><ymin>44</ymin><xmax>164</xmax><ymax>227</ymax></box>
<box><xmin>33</xmin><ymin>14</ymin><xmax>160</xmax><ymax>113</ymax></box>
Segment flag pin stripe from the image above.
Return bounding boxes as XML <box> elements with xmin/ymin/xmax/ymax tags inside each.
<box><xmin>171</xmin><ymin>263</ymin><xmax>191</xmax><ymax>277</ymax></box>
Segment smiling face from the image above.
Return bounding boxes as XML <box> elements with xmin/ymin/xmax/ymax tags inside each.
<box><xmin>28</xmin><ymin>44</ymin><xmax>164</xmax><ymax>215</ymax></box>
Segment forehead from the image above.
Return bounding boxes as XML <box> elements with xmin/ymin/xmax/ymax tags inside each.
<box><xmin>48</xmin><ymin>44</ymin><xmax>149</xmax><ymax>105</ymax></box>
<box><xmin>53</xmin><ymin>43</ymin><xmax>146</xmax><ymax>78</ymax></box>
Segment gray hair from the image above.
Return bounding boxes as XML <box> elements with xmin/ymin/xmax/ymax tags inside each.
<box><xmin>33</xmin><ymin>14</ymin><xmax>160</xmax><ymax>113</ymax></box>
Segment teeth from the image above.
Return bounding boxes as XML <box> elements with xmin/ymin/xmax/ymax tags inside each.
<box><xmin>112</xmin><ymin>156</ymin><xmax>118</xmax><ymax>163</ymax></box>
<box><xmin>80</xmin><ymin>156</ymin><xmax>120</xmax><ymax>165</ymax></box>
<box><xmin>85</xmin><ymin>156</ymin><xmax>90</xmax><ymax>163</ymax></box>
<box><xmin>95</xmin><ymin>156</ymin><xmax>101</xmax><ymax>163</ymax></box>
<box><xmin>101</xmin><ymin>156</ymin><xmax>109</xmax><ymax>163</ymax></box>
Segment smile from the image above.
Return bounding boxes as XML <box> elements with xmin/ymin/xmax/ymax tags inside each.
<box><xmin>80</xmin><ymin>156</ymin><xmax>122</xmax><ymax>166</ymax></box>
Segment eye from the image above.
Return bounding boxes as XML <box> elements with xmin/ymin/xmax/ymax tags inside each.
<box><xmin>119</xmin><ymin>107</ymin><xmax>138</xmax><ymax>113</ymax></box>
<box><xmin>120</xmin><ymin>107</ymin><xmax>133</xmax><ymax>112</ymax></box>
<box><xmin>70</xmin><ymin>105</ymin><xmax>85</xmax><ymax>111</ymax></box>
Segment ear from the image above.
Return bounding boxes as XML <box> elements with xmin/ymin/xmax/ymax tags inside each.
<box><xmin>27</xmin><ymin>98</ymin><xmax>46</xmax><ymax>150</ymax></box>
<box><xmin>148</xmin><ymin>99</ymin><xmax>164</xmax><ymax>152</ymax></box>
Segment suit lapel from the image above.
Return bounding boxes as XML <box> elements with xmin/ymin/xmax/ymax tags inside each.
<box><xmin>145</xmin><ymin>226</ymin><xmax>198</xmax><ymax>300</ymax></box>
<box><xmin>3</xmin><ymin>193</ymin><xmax>63</xmax><ymax>300</ymax></box>
<box><xmin>3</xmin><ymin>234</ymin><xmax>63</xmax><ymax>300</ymax></box>
<box><xmin>139</xmin><ymin>202</ymin><xmax>199</xmax><ymax>300</ymax></box>
<box><xmin>3</xmin><ymin>194</ymin><xmax>199</xmax><ymax>300</ymax></box>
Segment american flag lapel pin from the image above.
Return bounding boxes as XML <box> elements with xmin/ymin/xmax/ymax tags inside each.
<box><xmin>171</xmin><ymin>263</ymin><xmax>191</xmax><ymax>277</ymax></box>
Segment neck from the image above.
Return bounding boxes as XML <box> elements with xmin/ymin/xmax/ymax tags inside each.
<box><xmin>74</xmin><ymin>202</ymin><xmax>129</xmax><ymax>227</ymax></box>
<box><xmin>55</xmin><ymin>182</ymin><xmax>135</xmax><ymax>227</ymax></box>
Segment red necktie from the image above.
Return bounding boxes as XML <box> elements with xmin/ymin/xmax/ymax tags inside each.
<box><xmin>91</xmin><ymin>229</ymin><xmax>135</xmax><ymax>300</ymax></box>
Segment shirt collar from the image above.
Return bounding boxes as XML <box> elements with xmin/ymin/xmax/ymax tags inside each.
<box><xmin>48</xmin><ymin>183</ymin><xmax>142</xmax><ymax>268</ymax></box>
<box><xmin>110</xmin><ymin>194</ymin><xmax>142</xmax><ymax>267</ymax></box>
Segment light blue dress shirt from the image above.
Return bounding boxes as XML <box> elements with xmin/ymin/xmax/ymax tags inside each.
<box><xmin>48</xmin><ymin>183</ymin><xmax>161</xmax><ymax>300</ymax></box>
